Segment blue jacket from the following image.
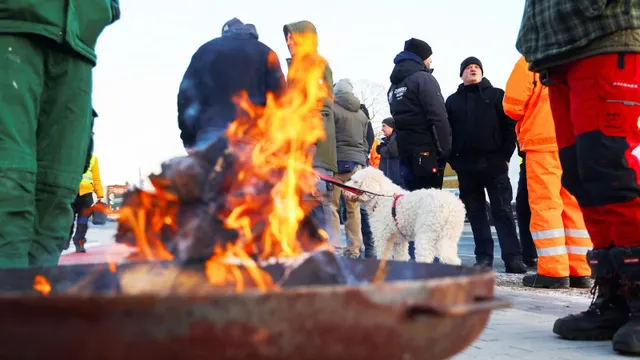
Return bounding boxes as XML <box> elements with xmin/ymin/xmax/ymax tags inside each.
<box><xmin>177</xmin><ymin>24</ymin><xmax>286</xmax><ymax>149</ymax></box>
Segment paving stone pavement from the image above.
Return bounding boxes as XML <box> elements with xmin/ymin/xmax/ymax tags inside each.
<box><xmin>453</xmin><ymin>288</ymin><xmax>621</xmax><ymax>359</ymax></box>
<box><xmin>454</xmin><ymin>309</ymin><xmax>618</xmax><ymax>359</ymax></box>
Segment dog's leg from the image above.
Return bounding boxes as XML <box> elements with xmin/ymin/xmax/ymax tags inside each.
<box><xmin>435</xmin><ymin>211</ymin><xmax>465</xmax><ymax>266</ymax></box>
<box><xmin>372</xmin><ymin>221</ymin><xmax>397</xmax><ymax>260</ymax></box>
<box><xmin>412</xmin><ymin>232</ymin><xmax>438</xmax><ymax>263</ymax></box>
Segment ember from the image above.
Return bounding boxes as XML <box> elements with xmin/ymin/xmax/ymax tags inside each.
<box><xmin>32</xmin><ymin>275</ymin><xmax>51</xmax><ymax>296</ymax></box>
<box><xmin>115</xmin><ymin>31</ymin><xmax>330</xmax><ymax>291</ymax></box>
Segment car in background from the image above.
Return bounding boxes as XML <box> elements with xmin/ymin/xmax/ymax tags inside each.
<box><xmin>442</xmin><ymin>188</ymin><xmax>518</xmax><ymax>226</ymax></box>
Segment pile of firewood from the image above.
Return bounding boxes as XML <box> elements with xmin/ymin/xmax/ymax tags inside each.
<box><xmin>114</xmin><ymin>135</ymin><xmax>325</xmax><ymax>263</ymax></box>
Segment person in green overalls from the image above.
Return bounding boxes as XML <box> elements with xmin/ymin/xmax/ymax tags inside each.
<box><xmin>0</xmin><ymin>1</ymin><xmax>120</xmax><ymax>268</ymax></box>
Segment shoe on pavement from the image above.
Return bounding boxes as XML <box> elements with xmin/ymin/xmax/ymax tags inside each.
<box><xmin>473</xmin><ymin>259</ymin><xmax>492</xmax><ymax>268</ymax></box>
<box><xmin>554</xmin><ymin>249</ymin><xmax>628</xmax><ymax>342</ymax></box>
<box><xmin>523</xmin><ymin>273</ymin><xmax>569</xmax><ymax>289</ymax></box>
<box><xmin>570</xmin><ymin>276</ymin><xmax>593</xmax><ymax>289</ymax></box>
<box><xmin>74</xmin><ymin>239</ymin><xmax>86</xmax><ymax>253</ymax></box>
<box><xmin>610</xmin><ymin>247</ymin><xmax>640</xmax><ymax>354</ymax></box>
<box><xmin>505</xmin><ymin>260</ymin><xmax>528</xmax><ymax>274</ymax></box>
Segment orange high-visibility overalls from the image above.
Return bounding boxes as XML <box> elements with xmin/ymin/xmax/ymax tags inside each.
<box><xmin>503</xmin><ymin>56</ymin><xmax>592</xmax><ymax>279</ymax></box>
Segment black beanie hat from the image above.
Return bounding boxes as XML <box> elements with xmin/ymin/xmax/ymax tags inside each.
<box><xmin>460</xmin><ymin>56</ymin><xmax>483</xmax><ymax>77</ymax></box>
<box><xmin>382</xmin><ymin>117</ymin><xmax>395</xmax><ymax>128</ymax></box>
<box><xmin>221</xmin><ymin>17</ymin><xmax>243</xmax><ymax>35</ymax></box>
<box><xmin>404</xmin><ymin>38</ymin><xmax>433</xmax><ymax>60</ymax></box>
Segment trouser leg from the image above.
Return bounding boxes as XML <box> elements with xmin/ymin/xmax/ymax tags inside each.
<box><xmin>0</xmin><ymin>35</ymin><xmax>45</xmax><ymax>268</ymax></box>
<box><xmin>29</xmin><ymin>40</ymin><xmax>93</xmax><ymax>266</ymax></box>
<box><xmin>458</xmin><ymin>171</ymin><xmax>494</xmax><ymax>264</ymax></box>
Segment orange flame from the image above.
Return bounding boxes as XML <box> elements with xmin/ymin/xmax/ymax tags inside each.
<box><xmin>118</xmin><ymin>189</ymin><xmax>176</xmax><ymax>261</ymax></box>
<box><xmin>33</xmin><ymin>275</ymin><xmax>51</xmax><ymax>296</ymax></box>
<box><xmin>115</xmin><ymin>31</ymin><xmax>328</xmax><ymax>292</ymax></box>
<box><xmin>223</xmin><ymin>31</ymin><xmax>327</xmax><ymax>255</ymax></box>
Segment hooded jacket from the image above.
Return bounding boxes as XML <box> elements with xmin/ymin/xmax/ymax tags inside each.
<box><xmin>445</xmin><ymin>78</ymin><xmax>517</xmax><ymax>170</ymax></box>
<box><xmin>388</xmin><ymin>51</ymin><xmax>451</xmax><ymax>159</ymax></box>
<box><xmin>283</xmin><ymin>20</ymin><xmax>337</xmax><ymax>173</ymax></box>
<box><xmin>333</xmin><ymin>79</ymin><xmax>369</xmax><ymax>165</ymax></box>
<box><xmin>177</xmin><ymin>22</ymin><xmax>286</xmax><ymax>149</ymax></box>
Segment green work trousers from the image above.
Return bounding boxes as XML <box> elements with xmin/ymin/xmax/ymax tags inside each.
<box><xmin>0</xmin><ymin>34</ymin><xmax>93</xmax><ymax>268</ymax></box>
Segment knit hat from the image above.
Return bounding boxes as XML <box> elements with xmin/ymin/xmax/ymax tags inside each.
<box><xmin>404</xmin><ymin>38</ymin><xmax>433</xmax><ymax>60</ymax></box>
<box><xmin>460</xmin><ymin>56</ymin><xmax>483</xmax><ymax>77</ymax></box>
<box><xmin>221</xmin><ymin>17</ymin><xmax>243</xmax><ymax>35</ymax></box>
<box><xmin>382</xmin><ymin>117</ymin><xmax>395</xmax><ymax>128</ymax></box>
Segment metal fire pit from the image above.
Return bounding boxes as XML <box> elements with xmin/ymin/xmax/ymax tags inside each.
<box><xmin>0</xmin><ymin>252</ymin><xmax>508</xmax><ymax>360</ymax></box>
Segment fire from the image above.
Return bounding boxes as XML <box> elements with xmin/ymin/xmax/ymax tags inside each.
<box><xmin>114</xmin><ymin>31</ymin><xmax>329</xmax><ymax>292</ymax></box>
<box><xmin>33</xmin><ymin>275</ymin><xmax>51</xmax><ymax>296</ymax></box>
<box><xmin>205</xmin><ymin>31</ymin><xmax>328</xmax><ymax>290</ymax></box>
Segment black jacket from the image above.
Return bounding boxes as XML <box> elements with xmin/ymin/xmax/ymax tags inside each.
<box><xmin>388</xmin><ymin>51</ymin><xmax>451</xmax><ymax>159</ymax></box>
<box><xmin>377</xmin><ymin>132</ymin><xmax>405</xmax><ymax>187</ymax></box>
<box><xmin>445</xmin><ymin>78</ymin><xmax>517</xmax><ymax>170</ymax></box>
<box><xmin>177</xmin><ymin>24</ymin><xmax>285</xmax><ymax>149</ymax></box>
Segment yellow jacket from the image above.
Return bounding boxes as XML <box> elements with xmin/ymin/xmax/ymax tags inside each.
<box><xmin>79</xmin><ymin>155</ymin><xmax>104</xmax><ymax>198</ymax></box>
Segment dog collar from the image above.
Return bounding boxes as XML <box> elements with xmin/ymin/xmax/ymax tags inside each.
<box><xmin>391</xmin><ymin>194</ymin><xmax>407</xmax><ymax>238</ymax></box>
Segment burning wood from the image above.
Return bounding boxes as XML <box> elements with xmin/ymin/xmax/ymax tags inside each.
<box><xmin>114</xmin><ymin>32</ymin><xmax>333</xmax><ymax>291</ymax></box>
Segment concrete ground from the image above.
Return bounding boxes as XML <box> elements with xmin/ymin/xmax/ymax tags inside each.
<box><xmin>62</xmin><ymin>222</ymin><xmax>624</xmax><ymax>359</ymax></box>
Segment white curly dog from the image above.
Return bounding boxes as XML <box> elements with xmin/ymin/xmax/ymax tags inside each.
<box><xmin>343</xmin><ymin>166</ymin><xmax>465</xmax><ymax>265</ymax></box>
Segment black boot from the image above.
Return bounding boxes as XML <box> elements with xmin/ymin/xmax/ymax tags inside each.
<box><xmin>611</xmin><ymin>247</ymin><xmax>640</xmax><ymax>354</ymax></box>
<box><xmin>74</xmin><ymin>239</ymin><xmax>86</xmax><ymax>253</ymax></box>
<box><xmin>523</xmin><ymin>273</ymin><xmax>570</xmax><ymax>289</ymax></box>
<box><xmin>73</xmin><ymin>223</ymin><xmax>89</xmax><ymax>253</ymax></box>
<box><xmin>505</xmin><ymin>259</ymin><xmax>528</xmax><ymax>274</ymax></box>
<box><xmin>570</xmin><ymin>276</ymin><xmax>594</xmax><ymax>289</ymax></box>
<box><xmin>553</xmin><ymin>249</ymin><xmax>629</xmax><ymax>341</ymax></box>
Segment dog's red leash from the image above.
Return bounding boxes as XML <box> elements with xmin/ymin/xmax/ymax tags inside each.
<box><xmin>315</xmin><ymin>171</ymin><xmax>389</xmax><ymax>198</ymax></box>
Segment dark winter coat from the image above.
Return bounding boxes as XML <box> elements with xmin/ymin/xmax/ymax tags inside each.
<box><xmin>388</xmin><ymin>51</ymin><xmax>451</xmax><ymax>159</ymax></box>
<box><xmin>377</xmin><ymin>132</ymin><xmax>405</xmax><ymax>187</ymax></box>
<box><xmin>177</xmin><ymin>23</ymin><xmax>286</xmax><ymax>149</ymax></box>
<box><xmin>445</xmin><ymin>78</ymin><xmax>517</xmax><ymax>171</ymax></box>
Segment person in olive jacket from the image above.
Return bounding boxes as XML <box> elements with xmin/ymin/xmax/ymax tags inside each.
<box><xmin>283</xmin><ymin>20</ymin><xmax>338</xmax><ymax>244</ymax></box>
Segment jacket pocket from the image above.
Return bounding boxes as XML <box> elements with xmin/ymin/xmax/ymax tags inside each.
<box><xmin>411</xmin><ymin>152</ymin><xmax>438</xmax><ymax>177</ymax></box>
<box><xmin>597</xmin><ymin>76</ymin><xmax>640</xmax><ymax>138</ymax></box>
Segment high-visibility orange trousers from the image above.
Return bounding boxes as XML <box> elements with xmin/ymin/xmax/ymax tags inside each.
<box><xmin>526</xmin><ymin>150</ymin><xmax>593</xmax><ymax>278</ymax></box>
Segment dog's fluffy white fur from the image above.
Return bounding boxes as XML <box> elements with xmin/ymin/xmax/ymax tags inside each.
<box><xmin>343</xmin><ymin>167</ymin><xmax>465</xmax><ymax>265</ymax></box>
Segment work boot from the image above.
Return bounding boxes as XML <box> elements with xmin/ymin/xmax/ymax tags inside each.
<box><xmin>505</xmin><ymin>259</ymin><xmax>528</xmax><ymax>274</ymax></box>
<box><xmin>74</xmin><ymin>239</ymin><xmax>86</xmax><ymax>253</ymax></box>
<box><xmin>524</xmin><ymin>258</ymin><xmax>538</xmax><ymax>269</ymax></box>
<box><xmin>553</xmin><ymin>249</ymin><xmax>629</xmax><ymax>341</ymax></box>
<box><xmin>522</xmin><ymin>273</ymin><xmax>570</xmax><ymax>289</ymax></box>
<box><xmin>474</xmin><ymin>259</ymin><xmax>492</xmax><ymax>268</ymax></box>
<box><xmin>570</xmin><ymin>276</ymin><xmax>594</xmax><ymax>289</ymax></box>
<box><xmin>611</xmin><ymin>247</ymin><xmax>640</xmax><ymax>354</ymax></box>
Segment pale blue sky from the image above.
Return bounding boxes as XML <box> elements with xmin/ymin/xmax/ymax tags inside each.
<box><xmin>92</xmin><ymin>0</ymin><xmax>526</xmax><ymax>187</ymax></box>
